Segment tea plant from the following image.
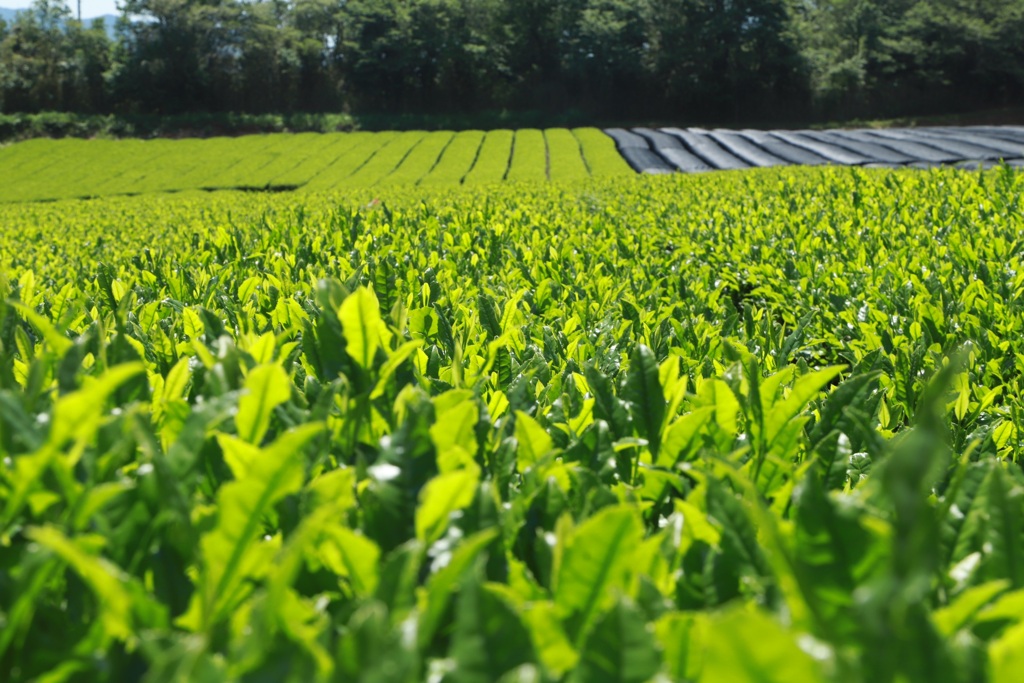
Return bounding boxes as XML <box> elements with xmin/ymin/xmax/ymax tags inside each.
<box><xmin>419</xmin><ymin>131</ymin><xmax>486</xmax><ymax>186</ymax></box>
<box><xmin>0</xmin><ymin>128</ymin><xmax>628</xmax><ymax>202</ymax></box>
<box><xmin>1</xmin><ymin>165</ymin><xmax>1023</xmax><ymax>682</ymax></box>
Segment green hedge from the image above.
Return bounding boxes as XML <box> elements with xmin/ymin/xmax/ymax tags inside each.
<box><xmin>0</xmin><ymin>112</ymin><xmax>357</xmax><ymax>143</ymax></box>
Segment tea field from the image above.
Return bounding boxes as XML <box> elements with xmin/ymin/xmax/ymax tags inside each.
<box><xmin>0</xmin><ymin>128</ymin><xmax>630</xmax><ymax>203</ymax></box>
<box><xmin>2</xmin><ymin>164</ymin><xmax>1024</xmax><ymax>682</ymax></box>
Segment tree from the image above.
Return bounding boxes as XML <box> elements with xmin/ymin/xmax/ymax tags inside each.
<box><xmin>1</xmin><ymin>0</ymin><xmax>1022</xmax><ymax>125</ymax></box>
<box><xmin>290</xmin><ymin>0</ymin><xmax>347</xmax><ymax>112</ymax></box>
<box><xmin>892</xmin><ymin>0</ymin><xmax>1024</xmax><ymax>105</ymax></box>
<box><xmin>792</xmin><ymin>0</ymin><xmax>909</xmax><ymax>114</ymax></box>
<box><xmin>570</xmin><ymin>0</ymin><xmax>651</xmax><ymax>116</ymax></box>
<box><xmin>0</xmin><ymin>0</ymin><xmax>112</xmax><ymax>113</ymax></box>
<box><xmin>499</xmin><ymin>0</ymin><xmax>583</xmax><ymax>110</ymax></box>
<box><xmin>642</xmin><ymin>0</ymin><xmax>807</xmax><ymax>121</ymax></box>
<box><xmin>65</xmin><ymin>17</ymin><xmax>113</xmax><ymax>111</ymax></box>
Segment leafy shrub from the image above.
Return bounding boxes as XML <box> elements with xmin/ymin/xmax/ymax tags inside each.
<box><xmin>1</xmin><ymin>166</ymin><xmax>1024</xmax><ymax>681</ymax></box>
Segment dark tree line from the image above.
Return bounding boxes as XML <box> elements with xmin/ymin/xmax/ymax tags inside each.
<box><xmin>1</xmin><ymin>0</ymin><xmax>1022</xmax><ymax>124</ymax></box>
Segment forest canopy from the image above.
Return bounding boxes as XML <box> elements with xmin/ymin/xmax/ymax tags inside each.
<box><xmin>0</xmin><ymin>0</ymin><xmax>1022</xmax><ymax>124</ymax></box>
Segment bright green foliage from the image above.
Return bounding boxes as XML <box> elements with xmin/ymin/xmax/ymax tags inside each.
<box><xmin>555</xmin><ymin>506</ymin><xmax>644</xmax><ymax>644</ymax></box>
<box><xmin>159</xmin><ymin>137</ymin><xmax>275</xmax><ymax>192</ymax></box>
<box><xmin>2</xmin><ymin>165</ymin><xmax>1024</xmax><ymax>682</ymax></box>
<box><xmin>210</xmin><ymin>133</ymin><xmax>332</xmax><ymax>189</ymax></box>
<box><xmin>507</xmin><ymin>128</ymin><xmax>549</xmax><ymax>182</ymax></box>
<box><xmin>307</xmin><ymin>130</ymin><xmax>426</xmax><ymax>190</ymax></box>
<box><xmin>574</xmin><ymin>598</ymin><xmax>661</xmax><ymax>682</ymax></box>
<box><xmin>36</xmin><ymin>139</ymin><xmax>152</xmax><ymax>198</ymax></box>
<box><xmin>573</xmin><ymin>127</ymin><xmax>634</xmax><ymax>176</ymax></box>
<box><xmin>545</xmin><ymin>128</ymin><xmax>590</xmax><ymax>182</ymax></box>
<box><xmin>696</xmin><ymin>607</ymin><xmax>826</xmax><ymax>682</ymax></box>
<box><xmin>419</xmin><ymin>130</ymin><xmax>486</xmax><ymax>186</ymax></box>
<box><xmin>378</xmin><ymin>131</ymin><xmax>455</xmax><ymax>187</ymax></box>
<box><xmin>0</xmin><ymin>128</ymin><xmax>630</xmax><ymax>202</ymax></box>
<box><xmin>269</xmin><ymin>132</ymin><xmax>382</xmax><ymax>188</ymax></box>
<box><xmin>463</xmin><ymin>129</ymin><xmax>515</xmax><ymax>184</ymax></box>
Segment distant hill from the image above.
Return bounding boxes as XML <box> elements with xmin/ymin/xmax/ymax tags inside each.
<box><xmin>0</xmin><ymin>7</ymin><xmax>118</xmax><ymax>37</ymax></box>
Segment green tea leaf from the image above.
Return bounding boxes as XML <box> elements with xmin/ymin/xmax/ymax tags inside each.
<box><xmin>432</xmin><ymin>399</ymin><xmax>479</xmax><ymax>472</ymax></box>
<box><xmin>11</xmin><ymin>301</ymin><xmax>73</xmax><ymax>354</ymax></box>
<box><xmin>181</xmin><ymin>422</ymin><xmax>324</xmax><ymax>631</ymax></box>
<box><xmin>27</xmin><ymin>526</ymin><xmax>164</xmax><ymax>643</ymax></box>
<box><xmin>990</xmin><ymin>620</ymin><xmax>1024</xmax><ymax>683</ymax></box>
<box><xmin>521</xmin><ymin>601</ymin><xmax>579</xmax><ymax>677</ymax></box>
<box><xmin>3</xmin><ymin>363</ymin><xmax>144</xmax><ymax>530</ymax></box>
<box><xmin>419</xmin><ymin>528</ymin><xmax>500</xmax><ymax>649</ymax></box>
<box><xmin>337</xmin><ymin>601</ymin><xmax>419</xmax><ymax>682</ymax></box>
<box><xmin>656</xmin><ymin>612</ymin><xmax>704</xmax><ymax>682</ymax></box>
<box><xmin>416</xmin><ymin>468</ymin><xmax>480</xmax><ymax>545</ymax></box>
<box><xmin>658</xmin><ymin>406</ymin><xmax>714</xmax><ymax>467</ymax></box>
<box><xmin>555</xmin><ymin>505</ymin><xmax>643</xmax><ymax>645</ymax></box>
<box><xmin>338</xmin><ymin>286</ymin><xmax>382</xmax><ymax>370</ymax></box>
<box><xmin>980</xmin><ymin>465</ymin><xmax>1024</xmax><ymax>587</ymax></box>
<box><xmin>235</xmin><ymin>363</ymin><xmax>291</xmax><ymax>444</ymax></box>
<box><xmin>572</xmin><ymin>598</ymin><xmax>660</xmax><ymax>683</ymax></box>
<box><xmin>319</xmin><ymin>525</ymin><xmax>381</xmax><ymax>596</ymax></box>
<box><xmin>766</xmin><ymin>366</ymin><xmax>844</xmax><ymax>446</ymax></box>
<box><xmin>932</xmin><ymin>580</ymin><xmax>1009</xmax><ymax>636</ymax></box>
<box><xmin>448</xmin><ymin>572</ymin><xmax>536</xmax><ymax>683</ymax></box>
<box><xmin>515</xmin><ymin>410</ymin><xmax>555</xmax><ymax>473</ymax></box>
<box><xmin>371</xmin><ymin>339</ymin><xmax>425</xmax><ymax>399</ymax></box>
<box><xmin>624</xmin><ymin>345</ymin><xmax>664</xmax><ymax>458</ymax></box>
<box><xmin>698</xmin><ymin>607</ymin><xmax>825</xmax><ymax>683</ymax></box>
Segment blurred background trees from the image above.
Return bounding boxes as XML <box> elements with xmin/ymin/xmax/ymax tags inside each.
<box><xmin>0</xmin><ymin>0</ymin><xmax>1022</xmax><ymax>124</ymax></box>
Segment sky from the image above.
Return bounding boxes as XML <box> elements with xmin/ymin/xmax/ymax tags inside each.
<box><xmin>1</xmin><ymin>0</ymin><xmax>119</xmax><ymax>19</ymax></box>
